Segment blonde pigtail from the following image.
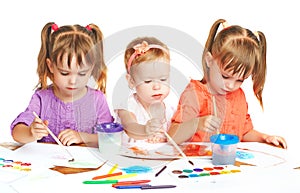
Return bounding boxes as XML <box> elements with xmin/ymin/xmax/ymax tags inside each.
<box><xmin>204</xmin><ymin>19</ymin><xmax>226</xmax><ymax>53</ymax></box>
<box><xmin>37</xmin><ymin>22</ymin><xmax>54</xmax><ymax>90</ymax></box>
<box><xmin>252</xmin><ymin>31</ymin><xmax>267</xmax><ymax>109</ymax></box>
<box><xmin>87</xmin><ymin>23</ymin><xmax>107</xmax><ymax>94</ymax></box>
<box><xmin>202</xmin><ymin>19</ymin><xmax>226</xmax><ymax>83</ymax></box>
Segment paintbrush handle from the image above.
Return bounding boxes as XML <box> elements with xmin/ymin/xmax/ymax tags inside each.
<box><xmin>45</xmin><ymin>126</ymin><xmax>64</xmax><ymax>146</ymax></box>
<box><xmin>212</xmin><ymin>96</ymin><xmax>220</xmax><ymax>134</ymax></box>
<box><xmin>32</xmin><ymin>112</ymin><xmax>74</xmax><ymax>160</ymax></box>
<box><xmin>163</xmin><ymin>131</ymin><xmax>188</xmax><ymax>160</ymax></box>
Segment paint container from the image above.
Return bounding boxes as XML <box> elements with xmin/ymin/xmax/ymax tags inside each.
<box><xmin>95</xmin><ymin>123</ymin><xmax>124</xmax><ymax>155</ymax></box>
<box><xmin>210</xmin><ymin>134</ymin><xmax>239</xmax><ymax>165</ymax></box>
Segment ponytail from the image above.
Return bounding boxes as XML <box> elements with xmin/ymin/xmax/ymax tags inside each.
<box><xmin>252</xmin><ymin>31</ymin><xmax>267</xmax><ymax>109</ymax></box>
<box><xmin>86</xmin><ymin>23</ymin><xmax>107</xmax><ymax>94</ymax></box>
<box><xmin>36</xmin><ymin>22</ymin><xmax>54</xmax><ymax>89</ymax></box>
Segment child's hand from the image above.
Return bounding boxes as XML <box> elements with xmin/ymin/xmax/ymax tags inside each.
<box><xmin>58</xmin><ymin>129</ymin><xmax>83</xmax><ymax>146</ymax></box>
<box><xmin>145</xmin><ymin>118</ymin><xmax>163</xmax><ymax>136</ymax></box>
<box><xmin>265</xmin><ymin>135</ymin><xmax>287</xmax><ymax>149</ymax></box>
<box><xmin>198</xmin><ymin>115</ymin><xmax>222</xmax><ymax>133</ymax></box>
<box><xmin>30</xmin><ymin>117</ymin><xmax>49</xmax><ymax>140</ymax></box>
<box><xmin>146</xmin><ymin>132</ymin><xmax>167</xmax><ymax>143</ymax></box>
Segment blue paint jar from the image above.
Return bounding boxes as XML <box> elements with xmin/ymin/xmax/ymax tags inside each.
<box><xmin>210</xmin><ymin>134</ymin><xmax>239</xmax><ymax>165</ymax></box>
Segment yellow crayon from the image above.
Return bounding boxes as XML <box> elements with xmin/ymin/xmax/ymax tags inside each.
<box><xmin>108</xmin><ymin>163</ymin><xmax>118</xmax><ymax>174</ymax></box>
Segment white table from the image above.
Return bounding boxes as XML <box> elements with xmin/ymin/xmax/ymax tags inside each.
<box><xmin>1</xmin><ymin>142</ymin><xmax>299</xmax><ymax>193</ymax></box>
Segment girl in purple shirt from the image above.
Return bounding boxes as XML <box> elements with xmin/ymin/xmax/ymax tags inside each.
<box><xmin>11</xmin><ymin>23</ymin><xmax>113</xmax><ymax>147</ymax></box>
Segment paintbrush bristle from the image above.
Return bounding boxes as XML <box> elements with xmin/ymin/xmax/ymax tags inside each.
<box><xmin>188</xmin><ymin>160</ymin><xmax>194</xmax><ymax>166</ymax></box>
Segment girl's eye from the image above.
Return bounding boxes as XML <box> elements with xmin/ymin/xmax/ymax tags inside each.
<box><xmin>144</xmin><ymin>80</ymin><xmax>152</xmax><ymax>84</ymax></box>
<box><xmin>222</xmin><ymin>75</ymin><xmax>229</xmax><ymax>79</ymax></box>
<box><xmin>60</xmin><ymin>72</ymin><xmax>69</xmax><ymax>76</ymax></box>
<box><xmin>79</xmin><ymin>73</ymin><xmax>87</xmax><ymax>76</ymax></box>
<box><xmin>160</xmin><ymin>78</ymin><xmax>168</xmax><ymax>82</ymax></box>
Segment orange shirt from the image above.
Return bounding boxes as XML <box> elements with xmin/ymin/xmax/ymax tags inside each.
<box><xmin>171</xmin><ymin>79</ymin><xmax>253</xmax><ymax>142</ymax></box>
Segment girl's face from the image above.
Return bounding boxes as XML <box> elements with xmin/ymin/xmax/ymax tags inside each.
<box><xmin>206</xmin><ymin>53</ymin><xmax>246</xmax><ymax>95</ymax></box>
<box><xmin>127</xmin><ymin>60</ymin><xmax>170</xmax><ymax>109</ymax></box>
<box><xmin>47</xmin><ymin>54</ymin><xmax>94</xmax><ymax>102</ymax></box>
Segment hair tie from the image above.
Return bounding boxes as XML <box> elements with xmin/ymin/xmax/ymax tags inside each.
<box><xmin>51</xmin><ymin>23</ymin><xmax>59</xmax><ymax>32</ymax></box>
<box><xmin>127</xmin><ymin>41</ymin><xmax>169</xmax><ymax>73</ymax></box>
<box><xmin>222</xmin><ymin>21</ymin><xmax>229</xmax><ymax>30</ymax></box>
<box><xmin>86</xmin><ymin>25</ymin><xmax>92</xmax><ymax>31</ymax></box>
<box><xmin>253</xmin><ymin>31</ymin><xmax>259</xmax><ymax>41</ymax></box>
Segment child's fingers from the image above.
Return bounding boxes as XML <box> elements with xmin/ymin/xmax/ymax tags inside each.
<box><xmin>30</xmin><ymin>123</ymin><xmax>48</xmax><ymax>140</ymax></box>
<box><xmin>33</xmin><ymin>117</ymin><xmax>43</xmax><ymax>125</ymax></box>
<box><xmin>58</xmin><ymin>129</ymin><xmax>81</xmax><ymax>146</ymax></box>
<box><xmin>202</xmin><ymin>116</ymin><xmax>221</xmax><ymax>132</ymax></box>
<box><xmin>145</xmin><ymin>119</ymin><xmax>162</xmax><ymax>135</ymax></box>
<box><xmin>266</xmin><ymin>136</ymin><xmax>287</xmax><ymax>149</ymax></box>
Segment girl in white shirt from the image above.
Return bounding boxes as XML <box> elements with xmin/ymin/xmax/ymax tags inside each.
<box><xmin>114</xmin><ymin>37</ymin><xmax>175</xmax><ymax>144</ymax></box>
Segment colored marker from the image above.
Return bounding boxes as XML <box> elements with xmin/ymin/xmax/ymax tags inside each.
<box><xmin>92</xmin><ymin>172</ymin><xmax>123</xmax><ymax>180</ymax></box>
<box><xmin>155</xmin><ymin>165</ymin><xmax>167</xmax><ymax>177</ymax></box>
<box><xmin>141</xmin><ymin>185</ymin><xmax>177</xmax><ymax>189</ymax></box>
<box><xmin>82</xmin><ymin>180</ymin><xmax>118</xmax><ymax>184</ymax></box>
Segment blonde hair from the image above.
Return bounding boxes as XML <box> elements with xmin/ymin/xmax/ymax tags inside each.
<box><xmin>124</xmin><ymin>37</ymin><xmax>170</xmax><ymax>74</ymax></box>
<box><xmin>202</xmin><ymin>19</ymin><xmax>267</xmax><ymax>108</ymax></box>
<box><xmin>37</xmin><ymin>22</ymin><xmax>107</xmax><ymax>93</ymax></box>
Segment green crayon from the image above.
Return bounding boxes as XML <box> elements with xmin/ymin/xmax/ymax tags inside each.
<box><xmin>82</xmin><ymin>180</ymin><xmax>118</xmax><ymax>184</ymax></box>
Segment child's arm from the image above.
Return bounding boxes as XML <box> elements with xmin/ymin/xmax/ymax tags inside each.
<box><xmin>168</xmin><ymin>115</ymin><xmax>221</xmax><ymax>144</ymax></box>
<box><xmin>242</xmin><ymin>129</ymin><xmax>287</xmax><ymax>149</ymax></box>
<box><xmin>12</xmin><ymin>118</ymin><xmax>49</xmax><ymax>144</ymax></box>
<box><xmin>168</xmin><ymin>118</ymin><xmax>200</xmax><ymax>144</ymax></box>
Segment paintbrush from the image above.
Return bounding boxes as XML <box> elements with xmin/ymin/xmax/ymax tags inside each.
<box><xmin>149</xmin><ymin>102</ymin><xmax>194</xmax><ymax>166</ymax></box>
<box><xmin>32</xmin><ymin>111</ymin><xmax>75</xmax><ymax>162</ymax></box>
<box><xmin>212</xmin><ymin>95</ymin><xmax>220</xmax><ymax>134</ymax></box>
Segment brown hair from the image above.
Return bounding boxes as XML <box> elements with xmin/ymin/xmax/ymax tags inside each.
<box><xmin>202</xmin><ymin>19</ymin><xmax>267</xmax><ymax>108</ymax></box>
<box><xmin>37</xmin><ymin>22</ymin><xmax>107</xmax><ymax>93</ymax></box>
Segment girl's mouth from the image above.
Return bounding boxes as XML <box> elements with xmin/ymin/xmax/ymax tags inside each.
<box><xmin>152</xmin><ymin>94</ymin><xmax>162</xmax><ymax>99</ymax></box>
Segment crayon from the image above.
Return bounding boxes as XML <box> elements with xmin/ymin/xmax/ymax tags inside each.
<box><xmin>92</xmin><ymin>172</ymin><xmax>123</xmax><ymax>180</ymax></box>
<box><xmin>82</xmin><ymin>180</ymin><xmax>118</xmax><ymax>184</ymax></box>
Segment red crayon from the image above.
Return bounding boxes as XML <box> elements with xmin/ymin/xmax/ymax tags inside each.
<box><xmin>92</xmin><ymin>172</ymin><xmax>123</xmax><ymax>180</ymax></box>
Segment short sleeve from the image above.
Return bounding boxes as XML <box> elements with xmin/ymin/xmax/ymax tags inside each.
<box><xmin>10</xmin><ymin>91</ymin><xmax>42</xmax><ymax>132</ymax></box>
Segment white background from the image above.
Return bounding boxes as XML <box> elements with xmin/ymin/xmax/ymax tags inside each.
<box><xmin>0</xmin><ymin>0</ymin><xmax>299</xmax><ymax>152</ymax></box>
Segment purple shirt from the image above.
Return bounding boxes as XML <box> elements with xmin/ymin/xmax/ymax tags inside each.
<box><xmin>10</xmin><ymin>86</ymin><xmax>114</xmax><ymax>143</ymax></box>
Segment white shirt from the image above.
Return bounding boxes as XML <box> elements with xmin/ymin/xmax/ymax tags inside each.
<box><xmin>114</xmin><ymin>93</ymin><xmax>176</xmax><ymax>146</ymax></box>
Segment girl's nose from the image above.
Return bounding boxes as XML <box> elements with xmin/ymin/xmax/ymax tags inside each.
<box><xmin>152</xmin><ymin>81</ymin><xmax>161</xmax><ymax>90</ymax></box>
<box><xmin>225</xmin><ymin>80</ymin><xmax>235</xmax><ymax>90</ymax></box>
<box><xmin>69</xmin><ymin>75</ymin><xmax>77</xmax><ymax>84</ymax></box>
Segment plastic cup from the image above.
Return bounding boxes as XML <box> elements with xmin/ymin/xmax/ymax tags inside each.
<box><xmin>210</xmin><ymin>134</ymin><xmax>239</xmax><ymax>165</ymax></box>
<box><xmin>95</xmin><ymin>122</ymin><xmax>124</xmax><ymax>155</ymax></box>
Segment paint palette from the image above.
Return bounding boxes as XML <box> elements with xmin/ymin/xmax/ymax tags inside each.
<box><xmin>167</xmin><ymin>158</ymin><xmax>243</xmax><ymax>183</ymax></box>
<box><xmin>171</xmin><ymin>166</ymin><xmax>241</xmax><ymax>179</ymax></box>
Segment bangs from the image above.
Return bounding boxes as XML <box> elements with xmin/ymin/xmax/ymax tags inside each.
<box><xmin>216</xmin><ymin>40</ymin><xmax>258</xmax><ymax>79</ymax></box>
<box><xmin>53</xmin><ymin>34</ymin><xmax>95</xmax><ymax>68</ymax></box>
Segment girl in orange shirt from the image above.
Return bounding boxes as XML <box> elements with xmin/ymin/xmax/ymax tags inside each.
<box><xmin>169</xmin><ymin>19</ymin><xmax>287</xmax><ymax>149</ymax></box>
